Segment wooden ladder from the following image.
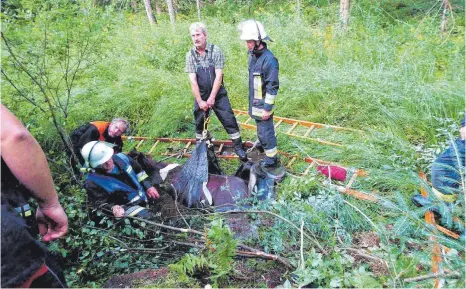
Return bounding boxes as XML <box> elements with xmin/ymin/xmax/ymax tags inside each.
<box><xmin>123</xmin><ymin>136</ymin><xmax>238</xmax><ymax>159</ymax></box>
<box><xmin>123</xmin><ymin>136</ymin><xmax>373</xmax><ymax>201</ymax></box>
<box><xmin>280</xmin><ymin>150</ymin><xmax>374</xmax><ymax>201</ymax></box>
<box><xmin>419</xmin><ymin>172</ymin><xmax>459</xmax><ymax>289</ymax></box>
<box><xmin>233</xmin><ymin>109</ymin><xmax>362</xmax><ymax>148</ymax></box>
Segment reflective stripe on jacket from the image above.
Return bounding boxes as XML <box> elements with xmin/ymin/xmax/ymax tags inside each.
<box><xmin>86</xmin><ymin>173</ymin><xmax>142</xmax><ymax>204</ymax></box>
<box><xmin>113</xmin><ymin>153</ymin><xmax>148</xmax><ymax>203</ymax></box>
<box><xmin>85</xmin><ymin>153</ymin><xmax>148</xmax><ymax>205</ymax></box>
<box><xmin>248</xmin><ymin>45</ymin><xmax>279</xmax><ymax>120</ymax></box>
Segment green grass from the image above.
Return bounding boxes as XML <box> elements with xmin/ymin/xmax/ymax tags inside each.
<box><xmin>1</xmin><ymin>0</ymin><xmax>464</xmax><ymax>287</ymax></box>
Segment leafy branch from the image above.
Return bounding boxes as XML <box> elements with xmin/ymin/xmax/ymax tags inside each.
<box><xmin>124</xmin><ymin>214</ymin><xmax>295</xmax><ymax>270</ymax></box>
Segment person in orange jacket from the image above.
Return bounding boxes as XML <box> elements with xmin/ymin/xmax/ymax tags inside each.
<box><xmin>70</xmin><ymin>118</ymin><xmax>129</xmax><ymax>165</ymax></box>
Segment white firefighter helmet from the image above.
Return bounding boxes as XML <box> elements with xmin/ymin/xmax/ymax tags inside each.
<box><xmin>81</xmin><ymin>141</ymin><xmax>114</xmax><ymax>168</ymax></box>
<box><xmin>238</xmin><ymin>19</ymin><xmax>271</xmax><ymax>41</ymax></box>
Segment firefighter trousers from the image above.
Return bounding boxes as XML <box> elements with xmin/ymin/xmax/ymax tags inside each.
<box><xmin>255</xmin><ymin>116</ymin><xmax>278</xmax><ymax>166</ymax></box>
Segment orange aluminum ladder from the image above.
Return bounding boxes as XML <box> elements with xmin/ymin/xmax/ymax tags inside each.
<box><xmin>233</xmin><ymin>109</ymin><xmax>362</xmax><ymax>148</ymax></box>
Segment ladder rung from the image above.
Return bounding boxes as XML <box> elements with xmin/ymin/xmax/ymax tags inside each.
<box><xmin>148</xmin><ymin>140</ymin><xmax>160</xmax><ymax>155</ymax></box>
<box><xmin>288</xmin><ymin>134</ymin><xmax>343</xmax><ymax>147</ymax></box>
<box><xmin>286</xmin><ymin>122</ymin><xmax>298</xmax><ymax>134</ymax></box>
<box><xmin>304</xmin><ymin>125</ymin><xmax>316</xmax><ymax>137</ymax></box>
<box><xmin>217</xmin><ymin>143</ymin><xmax>224</xmax><ymax>154</ymax></box>
<box><xmin>235</xmin><ymin>110</ymin><xmax>247</xmax><ymax>117</ymax></box>
<box><xmin>286</xmin><ymin>156</ymin><xmax>297</xmax><ymax>168</ymax></box>
<box><xmin>274</xmin><ymin>119</ymin><xmax>283</xmax><ymax>129</ymax></box>
<box><xmin>183</xmin><ymin>141</ymin><xmax>192</xmax><ymax>153</ymax></box>
<box><xmin>302</xmin><ymin>162</ymin><xmax>316</xmax><ymax>175</ymax></box>
<box><xmin>135</xmin><ymin>139</ymin><xmax>145</xmax><ymax>149</ymax></box>
<box><xmin>346</xmin><ymin>171</ymin><xmax>359</xmax><ymax>189</ymax></box>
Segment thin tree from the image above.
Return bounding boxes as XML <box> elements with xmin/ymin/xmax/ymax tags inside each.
<box><xmin>144</xmin><ymin>0</ymin><xmax>157</xmax><ymax>25</ymax></box>
<box><xmin>196</xmin><ymin>0</ymin><xmax>201</xmax><ymax>21</ymax></box>
<box><xmin>339</xmin><ymin>0</ymin><xmax>350</xmax><ymax>28</ymax></box>
<box><xmin>296</xmin><ymin>0</ymin><xmax>302</xmax><ymax>20</ymax></box>
<box><xmin>1</xmin><ymin>12</ymin><xmax>104</xmax><ymax>167</ymax></box>
<box><xmin>155</xmin><ymin>0</ymin><xmax>162</xmax><ymax>15</ymax></box>
<box><xmin>166</xmin><ymin>0</ymin><xmax>175</xmax><ymax>27</ymax></box>
<box><xmin>440</xmin><ymin>0</ymin><xmax>452</xmax><ymax>35</ymax></box>
<box><xmin>2</xmin><ymin>32</ymin><xmax>78</xmax><ymax>163</ymax></box>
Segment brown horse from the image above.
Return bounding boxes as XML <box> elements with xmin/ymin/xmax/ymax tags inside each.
<box><xmin>128</xmin><ymin>151</ymin><xmax>251</xmax><ymax>211</ymax></box>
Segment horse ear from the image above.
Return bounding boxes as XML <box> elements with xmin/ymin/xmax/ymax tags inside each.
<box><xmin>127</xmin><ymin>149</ymin><xmax>138</xmax><ymax>159</ymax></box>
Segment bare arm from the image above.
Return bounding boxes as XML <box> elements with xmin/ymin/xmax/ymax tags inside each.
<box><xmin>1</xmin><ymin>105</ymin><xmax>59</xmax><ymax>204</ymax></box>
<box><xmin>0</xmin><ymin>104</ymin><xmax>68</xmax><ymax>241</ymax></box>
<box><xmin>189</xmin><ymin>73</ymin><xmax>202</xmax><ymax>103</ymax></box>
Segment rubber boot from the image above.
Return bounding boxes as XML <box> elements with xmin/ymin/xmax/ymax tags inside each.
<box><xmin>411</xmin><ymin>194</ymin><xmax>465</xmax><ymax>234</ymax></box>
<box><xmin>257</xmin><ymin>159</ymin><xmax>285</xmax><ymax>179</ymax></box>
<box><xmin>411</xmin><ymin>194</ymin><xmax>433</xmax><ymax>207</ymax></box>
<box><xmin>459</xmin><ymin>231</ymin><xmax>466</xmax><ymax>243</ymax></box>
<box><xmin>232</xmin><ymin>138</ymin><xmax>248</xmax><ymax>162</ymax></box>
<box><xmin>411</xmin><ymin>194</ymin><xmax>441</xmax><ymax>215</ymax></box>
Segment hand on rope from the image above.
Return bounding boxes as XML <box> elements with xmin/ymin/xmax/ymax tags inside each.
<box><xmin>201</xmin><ymin>111</ymin><xmax>211</xmax><ymax>140</ymax></box>
<box><xmin>198</xmin><ymin>100</ymin><xmax>209</xmax><ymax>111</ymax></box>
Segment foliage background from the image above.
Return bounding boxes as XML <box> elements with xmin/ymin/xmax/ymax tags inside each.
<box><xmin>1</xmin><ymin>0</ymin><xmax>464</xmax><ymax>287</ymax></box>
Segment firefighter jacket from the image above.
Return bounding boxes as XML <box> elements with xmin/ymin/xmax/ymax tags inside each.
<box><xmin>248</xmin><ymin>43</ymin><xmax>279</xmax><ymax>120</ymax></box>
<box><xmin>1</xmin><ymin>158</ymin><xmax>32</xmax><ymax>214</ymax></box>
<box><xmin>1</xmin><ymin>158</ymin><xmax>47</xmax><ymax>288</ymax></box>
<box><xmin>84</xmin><ymin>153</ymin><xmax>153</xmax><ymax>209</ymax></box>
<box><xmin>70</xmin><ymin>121</ymin><xmax>123</xmax><ymax>165</ymax></box>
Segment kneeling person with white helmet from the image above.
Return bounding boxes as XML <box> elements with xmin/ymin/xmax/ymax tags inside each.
<box><xmin>81</xmin><ymin>141</ymin><xmax>160</xmax><ymax>219</ymax></box>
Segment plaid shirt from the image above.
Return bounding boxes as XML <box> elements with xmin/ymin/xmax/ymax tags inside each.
<box><xmin>185</xmin><ymin>44</ymin><xmax>225</xmax><ymax>73</ymax></box>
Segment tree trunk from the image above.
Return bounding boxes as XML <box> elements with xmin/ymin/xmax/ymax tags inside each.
<box><xmin>144</xmin><ymin>0</ymin><xmax>157</xmax><ymax>25</ymax></box>
<box><xmin>296</xmin><ymin>0</ymin><xmax>302</xmax><ymax>19</ymax></box>
<box><xmin>166</xmin><ymin>0</ymin><xmax>175</xmax><ymax>27</ymax></box>
<box><xmin>155</xmin><ymin>0</ymin><xmax>162</xmax><ymax>15</ymax></box>
<box><xmin>130</xmin><ymin>1</ymin><xmax>137</xmax><ymax>12</ymax></box>
<box><xmin>45</xmin><ymin>97</ymin><xmax>79</xmax><ymax>163</ymax></box>
<box><xmin>339</xmin><ymin>0</ymin><xmax>350</xmax><ymax>28</ymax></box>
<box><xmin>196</xmin><ymin>0</ymin><xmax>201</xmax><ymax>20</ymax></box>
<box><xmin>440</xmin><ymin>0</ymin><xmax>451</xmax><ymax>35</ymax></box>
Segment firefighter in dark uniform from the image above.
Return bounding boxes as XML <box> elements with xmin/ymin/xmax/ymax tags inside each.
<box><xmin>70</xmin><ymin>118</ymin><xmax>129</xmax><ymax>165</ymax></box>
<box><xmin>239</xmin><ymin>19</ymin><xmax>281</xmax><ymax>172</ymax></box>
<box><xmin>412</xmin><ymin>116</ymin><xmax>466</xmax><ymax>211</ymax></box>
<box><xmin>411</xmin><ymin>115</ymin><xmax>465</xmax><ymax>240</ymax></box>
<box><xmin>81</xmin><ymin>141</ymin><xmax>160</xmax><ymax>219</ymax></box>
<box><xmin>1</xmin><ymin>104</ymin><xmax>68</xmax><ymax>288</ymax></box>
<box><xmin>185</xmin><ymin>22</ymin><xmax>248</xmax><ymax>162</ymax></box>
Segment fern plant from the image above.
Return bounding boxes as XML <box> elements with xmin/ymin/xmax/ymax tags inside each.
<box><xmin>169</xmin><ymin>218</ymin><xmax>237</xmax><ymax>287</ymax></box>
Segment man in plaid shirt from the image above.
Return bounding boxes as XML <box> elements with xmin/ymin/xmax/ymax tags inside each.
<box><xmin>185</xmin><ymin>22</ymin><xmax>248</xmax><ymax>162</ymax></box>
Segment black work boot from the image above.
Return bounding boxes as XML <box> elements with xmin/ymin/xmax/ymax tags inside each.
<box><xmin>411</xmin><ymin>194</ymin><xmax>433</xmax><ymax>207</ymax></box>
<box><xmin>232</xmin><ymin>138</ymin><xmax>248</xmax><ymax>162</ymax></box>
<box><xmin>253</xmin><ymin>160</ymin><xmax>286</xmax><ymax>181</ymax></box>
<box><xmin>259</xmin><ymin>159</ymin><xmax>284</xmax><ymax>175</ymax></box>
